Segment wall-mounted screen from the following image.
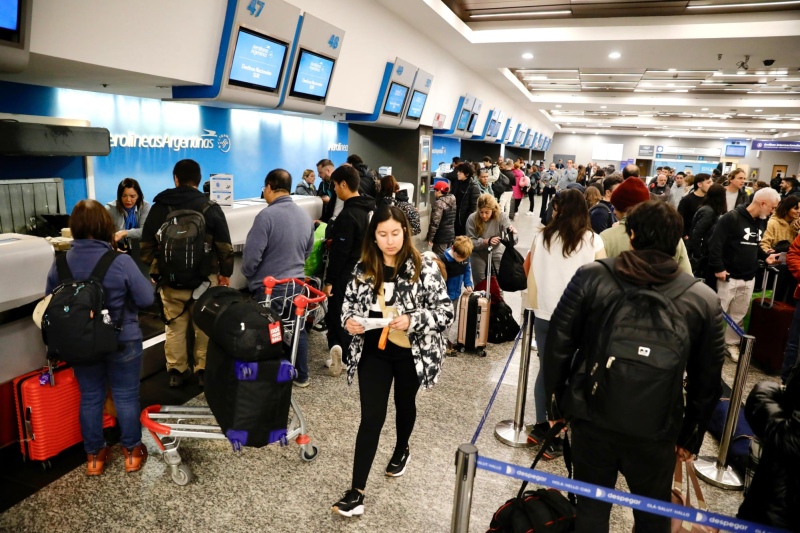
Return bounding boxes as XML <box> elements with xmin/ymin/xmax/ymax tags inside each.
<box><xmin>0</xmin><ymin>0</ymin><xmax>19</xmax><ymax>31</ymax></box>
<box><xmin>406</xmin><ymin>90</ymin><xmax>427</xmax><ymax>120</ymax></box>
<box><xmin>383</xmin><ymin>82</ymin><xmax>409</xmax><ymax>117</ymax></box>
<box><xmin>487</xmin><ymin>119</ymin><xmax>497</xmax><ymax>137</ymax></box>
<box><xmin>289</xmin><ymin>49</ymin><xmax>335</xmax><ymax>102</ymax></box>
<box><xmin>456</xmin><ymin>109</ymin><xmax>471</xmax><ymax>131</ymax></box>
<box><xmin>228</xmin><ymin>28</ymin><xmax>288</xmax><ymax>93</ymax></box>
<box><xmin>725</xmin><ymin>145</ymin><xmax>747</xmax><ymax>157</ymax></box>
<box><xmin>467</xmin><ymin>113</ymin><xmax>479</xmax><ymax>133</ymax></box>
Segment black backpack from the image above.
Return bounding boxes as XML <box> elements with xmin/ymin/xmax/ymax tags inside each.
<box><xmin>589</xmin><ymin>202</ymin><xmax>616</xmax><ymax>229</ymax></box>
<box><xmin>498</xmin><ymin>230</ymin><xmax>527</xmax><ymax>292</ymax></box>
<box><xmin>41</xmin><ymin>251</ymin><xmax>121</xmax><ymax>365</ymax></box>
<box><xmin>587</xmin><ymin>261</ymin><xmax>698</xmax><ymax>440</ymax></box>
<box><xmin>156</xmin><ymin>201</ymin><xmax>214</xmax><ymax>289</ymax></box>
<box><xmin>492</xmin><ymin>173</ymin><xmax>510</xmax><ymax>198</ymax></box>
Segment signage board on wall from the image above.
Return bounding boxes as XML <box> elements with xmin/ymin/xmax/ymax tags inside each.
<box><xmin>656</xmin><ymin>145</ymin><xmax>721</xmax><ymax>157</ymax></box>
<box><xmin>210</xmin><ymin>174</ymin><xmax>233</xmax><ymax>206</ymax></box>
<box><xmin>638</xmin><ymin>145</ymin><xmax>654</xmax><ymax>157</ymax></box>
<box><xmin>750</xmin><ymin>140</ymin><xmax>800</xmax><ymax>152</ymax></box>
<box><xmin>433</xmin><ymin>113</ymin><xmax>446</xmax><ymax>129</ymax></box>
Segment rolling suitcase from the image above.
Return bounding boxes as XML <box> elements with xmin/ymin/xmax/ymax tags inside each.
<box><xmin>748</xmin><ymin>265</ymin><xmax>794</xmax><ymax>374</ymax></box>
<box><xmin>456</xmin><ymin>248</ymin><xmax>493</xmax><ymax>356</ymax></box>
<box><xmin>14</xmin><ymin>363</ymin><xmax>114</xmax><ymax>464</ymax></box>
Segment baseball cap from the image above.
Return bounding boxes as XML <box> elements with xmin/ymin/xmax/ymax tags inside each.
<box><xmin>433</xmin><ymin>181</ymin><xmax>450</xmax><ymax>192</ymax></box>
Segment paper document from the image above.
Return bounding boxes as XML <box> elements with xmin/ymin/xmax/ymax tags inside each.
<box><xmin>353</xmin><ymin>316</ymin><xmax>392</xmax><ymax>331</ymax></box>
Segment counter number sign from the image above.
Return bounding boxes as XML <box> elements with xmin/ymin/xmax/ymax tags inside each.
<box><xmin>328</xmin><ymin>35</ymin><xmax>340</xmax><ymax>50</ymax></box>
<box><xmin>247</xmin><ymin>0</ymin><xmax>265</xmax><ymax>17</ymax></box>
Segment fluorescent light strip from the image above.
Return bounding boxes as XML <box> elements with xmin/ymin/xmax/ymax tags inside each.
<box><xmin>687</xmin><ymin>0</ymin><xmax>800</xmax><ymax>7</ymax></box>
<box><xmin>581</xmin><ymin>73</ymin><xmax>642</xmax><ymax>77</ymax></box>
<box><xmin>471</xmin><ymin>10</ymin><xmax>571</xmax><ymax>17</ymax></box>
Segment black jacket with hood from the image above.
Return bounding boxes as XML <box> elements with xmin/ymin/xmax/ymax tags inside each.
<box><xmin>544</xmin><ymin>251</ymin><xmax>725</xmax><ymax>453</ymax></box>
<box><xmin>140</xmin><ymin>185</ymin><xmax>234</xmax><ymax>277</ymax></box>
<box><xmin>353</xmin><ymin>163</ymin><xmax>377</xmax><ymax>199</ymax></box>
<box><xmin>426</xmin><ymin>192</ymin><xmax>457</xmax><ymax>245</ymax></box>
<box><xmin>707</xmin><ymin>204</ymin><xmax>768</xmax><ymax>280</ymax></box>
<box><xmin>452</xmin><ymin>177</ymin><xmax>480</xmax><ymax>237</ymax></box>
<box><xmin>324</xmin><ymin>195</ymin><xmax>375</xmax><ymax>290</ymax></box>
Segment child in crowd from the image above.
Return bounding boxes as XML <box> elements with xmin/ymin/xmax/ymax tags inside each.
<box><xmin>436</xmin><ymin>236</ymin><xmax>474</xmax><ymax>354</ymax></box>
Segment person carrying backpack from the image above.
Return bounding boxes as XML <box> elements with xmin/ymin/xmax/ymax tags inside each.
<box><xmin>140</xmin><ymin>159</ymin><xmax>234</xmax><ymax>388</ymax></box>
<box><xmin>44</xmin><ymin>200</ymin><xmax>154</xmax><ymax>476</ymax></box>
<box><xmin>543</xmin><ymin>200</ymin><xmax>725</xmax><ymax>533</ymax></box>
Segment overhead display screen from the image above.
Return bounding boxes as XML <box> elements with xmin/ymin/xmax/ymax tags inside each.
<box><xmin>0</xmin><ymin>0</ymin><xmax>18</xmax><ymax>31</ymax></box>
<box><xmin>383</xmin><ymin>82</ymin><xmax>409</xmax><ymax>116</ymax></box>
<box><xmin>725</xmin><ymin>145</ymin><xmax>747</xmax><ymax>157</ymax></box>
<box><xmin>456</xmin><ymin>109</ymin><xmax>471</xmax><ymax>131</ymax></box>
<box><xmin>228</xmin><ymin>28</ymin><xmax>288</xmax><ymax>93</ymax></box>
<box><xmin>467</xmin><ymin>113</ymin><xmax>479</xmax><ymax>133</ymax></box>
<box><xmin>487</xmin><ymin>119</ymin><xmax>497</xmax><ymax>137</ymax></box>
<box><xmin>406</xmin><ymin>90</ymin><xmax>427</xmax><ymax>120</ymax></box>
<box><xmin>290</xmin><ymin>49</ymin><xmax>335</xmax><ymax>101</ymax></box>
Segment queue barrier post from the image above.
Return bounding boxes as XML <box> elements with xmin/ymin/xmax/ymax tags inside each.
<box><xmin>694</xmin><ymin>333</ymin><xmax>754</xmax><ymax>491</ymax></box>
<box><xmin>450</xmin><ymin>443</ymin><xmax>478</xmax><ymax>533</ymax></box>
<box><xmin>494</xmin><ymin>308</ymin><xmax>536</xmax><ymax>447</ymax></box>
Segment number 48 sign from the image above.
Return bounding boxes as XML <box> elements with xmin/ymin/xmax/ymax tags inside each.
<box><xmin>328</xmin><ymin>35</ymin><xmax>340</xmax><ymax>50</ymax></box>
<box><xmin>247</xmin><ymin>0</ymin><xmax>265</xmax><ymax>16</ymax></box>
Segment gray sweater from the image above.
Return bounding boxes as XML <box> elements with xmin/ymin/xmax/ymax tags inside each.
<box><xmin>105</xmin><ymin>200</ymin><xmax>151</xmax><ymax>240</ymax></box>
<box><xmin>241</xmin><ymin>195</ymin><xmax>315</xmax><ymax>293</ymax></box>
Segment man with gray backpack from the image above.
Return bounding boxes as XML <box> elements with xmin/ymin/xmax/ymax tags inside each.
<box><xmin>140</xmin><ymin>159</ymin><xmax>234</xmax><ymax>388</ymax></box>
<box><xmin>544</xmin><ymin>200</ymin><xmax>725</xmax><ymax>532</ymax></box>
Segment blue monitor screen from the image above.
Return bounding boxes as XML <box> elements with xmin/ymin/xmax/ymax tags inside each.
<box><xmin>228</xmin><ymin>28</ymin><xmax>288</xmax><ymax>93</ymax></box>
<box><xmin>487</xmin><ymin>119</ymin><xmax>497</xmax><ymax>137</ymax></box>
<box><xmin>383</xmin><ymin>82</ymin><xmax>409</xmax><ymax>117</ymax></box>
<box><xmin>725</xmin><ymin>145</ymin><xmax>747</xmax><ymax>157</ymax></box>
<box><xmin>406</xmin><ymin>90</ymin><xmax>427</xmax><ymax>120</ymax></box>
<box><xmin>456</xmin><ymin>109</ymin><xmax>470</xmax><ymax>131</ymax></box>
<box><xmin>289</xmin><ymin>49</ymin><xmax>335</xmax><ymax>102</ymax></box>
<box><xmin>467</xmin><ymin>113</ymin><xmax>478</xmax><ymax>133</ymax></box>
<box><xmin>0</xmin><ymin>0</ymin><xmax>18</xmax><ymax>31</ymax></box>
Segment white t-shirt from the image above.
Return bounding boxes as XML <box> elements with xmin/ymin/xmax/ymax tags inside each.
<box><xmin>529</xmin><ymin>230</ymin><xmax>605</xmax><ymax>321</ymax></box>
<box><xmin>726</xmin><ymin>190</ymin><xmax>738</xmax><ymax>212</ymax></box>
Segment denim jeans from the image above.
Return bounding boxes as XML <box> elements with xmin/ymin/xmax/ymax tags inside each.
<box><xmin>72</xmin><ymin>339</ymin><xmax>143</xmax><ymax>453</ymax></box>
<box><xmin>532</xmin><ymin>317</ymin><xmax>550</xmax><ymax>424</ymax></box>
<box><xmin>256</xmin><ymin>285</ymin><xmax>309</xmax><ymax>383</ymax></box>
<box><xmin>782</xmin><ymin>303</ymin><xmax>800</xmax><ymax>384</ymax></box>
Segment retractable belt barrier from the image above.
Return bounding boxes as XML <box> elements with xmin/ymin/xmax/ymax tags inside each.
<box><xmin>476</xmin><ymin>455</ymin><xmax>789</xmax><ymax>533</ymax></box>
<box><xmin>723</xmin><ymin>311</ymin><xmax>746</xmax><ymax>338</ymax></box>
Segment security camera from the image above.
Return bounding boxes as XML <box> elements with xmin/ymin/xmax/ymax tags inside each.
<box><xmin>763</xmin><ymin>59</ymin><xmax>775</xmax><ymax>66</ymax></box>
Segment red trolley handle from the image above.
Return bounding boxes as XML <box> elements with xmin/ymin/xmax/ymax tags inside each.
<box><xmin>262</xmin><ymin>276</ymin><xmax>327</xmax><ymax>315</ymax></box>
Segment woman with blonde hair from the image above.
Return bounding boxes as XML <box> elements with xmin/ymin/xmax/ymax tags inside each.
<box><xmin>294</xmin><ymin>169</ymin><xmax>317</xmax><ymax>196</ymax></box>
<box><xmin>584</xmin><ymin>185</ymin><xmax>602</xmax><ymax>209</ymax></box>
<box><xmin>466</xmin><ymin>193</ymin><xmax>516</xmax><ymax>286</ymax></box>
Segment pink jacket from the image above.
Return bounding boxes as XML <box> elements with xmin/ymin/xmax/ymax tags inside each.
<box><xmin>512</xmin><ymin>170</ymin><xmax>530</xmax><ymax>200</ymax></box>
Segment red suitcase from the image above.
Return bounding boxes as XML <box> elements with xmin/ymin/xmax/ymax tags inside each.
<box><xmin>14</xmin><ymin>363</ymin><xmax>114</xmax><ymax>463</ymax></box>
<box><xmin>748</xmin><ymin>267</ymin><xmax>795</xmax><ymax>374</ymax></box>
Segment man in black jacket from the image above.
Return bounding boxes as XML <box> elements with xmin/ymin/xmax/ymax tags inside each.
<box><xmin>451</xmin><ymin>162</ymin><xmax>480</xmax><ymax>237</ymax></box>
<box><xmin>544</xmin><ymin>200</ymin><xmax>725</xmax><ymax>533</ymax></box>
<box><xmin>779</xmin><ymin>176</ymin><xmax>800</xmax><ymax>200</ymax></box>
<box><xmin>140</xmin><ymin>159</ymin><xmax>234</xmax><ymax>388</ymax></box>
<box><xmin>708</xmin><ymin>187</ymin><xmax>781</xmax><ymax>360</ymax></box>
<box><xmin>426</xmin><ymin>181</ymin><xmax>456</xmax><ymax>255</ymax></box>
<box><xmin>346</xmin><ymin>154</ymin><xmax>377</xmax><ymax>199</ymax></box>
<box><xmin>323</xmin><ymin>165</ymin><xmax>375</xmax><ymax>376</ymax></box>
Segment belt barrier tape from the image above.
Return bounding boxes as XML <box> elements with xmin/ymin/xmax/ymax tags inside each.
<box><xmin>477</xmin><ymin>455</ymin><xmax>789</xmax><ymax>533</ymax></box>
<box><xmin>723</xmin><ymin>311</ymin><xmax>746</xmax><ymax>338</ymax></box>
<box><xmin>470</xmin><ymin>318</ymin><xmax>525</xmax><ymax>445</ymax></box>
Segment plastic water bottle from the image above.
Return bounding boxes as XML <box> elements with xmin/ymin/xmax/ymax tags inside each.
<box><xmin>101</xmin><ymin>309</ymin><xmax>112</xmax><ymax>325</ymax></box>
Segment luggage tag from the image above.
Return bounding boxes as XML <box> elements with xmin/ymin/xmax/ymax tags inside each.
<box><xmin>268</xmin><ymin>319</ymin><xmax>283</xmax><ymax>344</ymax></box>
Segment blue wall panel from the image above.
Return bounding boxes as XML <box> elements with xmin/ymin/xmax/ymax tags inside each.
<box><xmin>431</xmin><ymin>135</ymin><xmax>461</xmax><ymax>168</ymax></box>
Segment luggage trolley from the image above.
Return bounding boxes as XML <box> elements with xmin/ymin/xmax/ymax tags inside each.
<box><xmin>141</xmin><ymin>276</ymin><xmax>326</xmax><ymax>485</ymax></box>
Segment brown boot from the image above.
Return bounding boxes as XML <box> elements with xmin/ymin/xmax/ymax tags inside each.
<box><xmin>122</xmin><ymin>443</ymin><xmax>148</xmax><ymax>473</ymax></box>
<box><xmin>86</xmin><ymin>447</ymin><xmax>109</xmax><ymax>476</ymax></box>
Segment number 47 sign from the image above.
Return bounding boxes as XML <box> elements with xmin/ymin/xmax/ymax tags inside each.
<box><xmin>247</xmin><ymin>0</ymin><xmax>265</xmax><ymax>17</ymax></box>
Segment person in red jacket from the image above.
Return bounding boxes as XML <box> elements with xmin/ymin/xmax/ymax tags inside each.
<box><xmin>782</xmin><ymin>233</ymin><xmax>800</xmax><ymax>383</ymax></box>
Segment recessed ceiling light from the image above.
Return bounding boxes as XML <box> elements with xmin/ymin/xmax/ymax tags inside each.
<box><xmin>701</xmin><ymin>108</ymin><xmax>709</xmax><ymax>111</ymax></box>
<box><xmin>687</xmin><ymin>0</ymin><xmax>800</xmax><ymax>8</ymax></box>
<box><xmin>608</xmin><ymin>52</ymin><xmax>621</xmax><ymax>59</ymax></box>
<box><xmin>565</xmin><ymin>122</ymin><xmax>571</xmax><ymax>125</ymax></box>
<box><xmin>595</xmin><ymin>132</ymin><xmax>599</xmax><ymax>135</ymax></box>
<box><xmin>572</xmin><ymin>131</ymin><xmax>576</xmax><ymax>134</ymax></box>
<box><xmin>470</xmin><ymin>10</ymin><xmax>572</xmax><ymax>17</ymax></box>
<box><xmin>668</xmin><ymin>68</ymin><xmax>677</xmax><ymax>72</ymax></box>
<box><xmin>522</xmin><ymin>53</ymin><xmax>534</xmax><ymax>59</ymax></box>
<box><xmin>755</xmin><ymin>109</ymin><xmax>763</xmax><ymax>112</ymax></box>
<box><xmin>555</xmin><ymin>104</ymin><xmax>562</xmax><ymax>108</ymax></box>
<box><xmin>600</xmin><ymin>105</ymin><xmax>607</xmax><ymax>109</ymax></box>
<box><xmin>644</xmin><ymin>134</ymin><xmax>649</xmax><ymax>137</ymax></box>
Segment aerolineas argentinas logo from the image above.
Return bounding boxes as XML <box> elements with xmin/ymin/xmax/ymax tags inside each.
<box><xmin>110</xmin><ymin>129</ymin><xmax>231</xmax><ymax>153</ymax></box>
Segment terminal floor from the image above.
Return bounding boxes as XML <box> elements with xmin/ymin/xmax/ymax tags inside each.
<box><xmin>0</xmin><ymin>196</ymin><xmax>779</xmax><ymax>532</ymax></box>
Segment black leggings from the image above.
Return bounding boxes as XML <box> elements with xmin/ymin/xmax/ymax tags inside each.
<box><xmin>352</xmin><ymin>351</ymin><xmax>420</xmax><ymax>490</ymax></box>
<box><xmin>528</xmin><ymin>186</ymin><xmax>537</xmax><ymax>210</ymax></box>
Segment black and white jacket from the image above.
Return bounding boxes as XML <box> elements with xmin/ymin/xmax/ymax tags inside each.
<box><xmin>341</xmin><ymin>255</ymin><xmax>454</xmax><ymax>389</ymax></box>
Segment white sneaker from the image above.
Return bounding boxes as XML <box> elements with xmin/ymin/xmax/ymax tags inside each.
<box><xmin>324</xmin><ymin>358</ymin><xmax>332</xmax><ymax>368</ymax></box>
<box><xmin>526</xmin><ymin>212</ymin><xmax>535</xmax><ymax>216</ymax></box>
<box><xmin>531</xmin><ymin>338</ymin><xmax>538</xmax><ymax>351</ymax></box>
<box><xmin>727</xmin><ymin>344</ymin><xmax>740</xmax><ymax>363</ymax></box>
<box><xmin>329</xmin><ymin>345</ymin><xmax>343</xmax><ymax>377</ymax></box>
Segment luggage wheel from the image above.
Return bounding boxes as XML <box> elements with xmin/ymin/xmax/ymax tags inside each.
<box><xmin>300</xmin><ymin>442</ymin><xmax>319</xmax><ymax>462</ymax></box>
<box><xmin>479</xmin><ymin>350</ymin><xmax>487</xmax><ymax>357</ymax></box>
<box><xmin>170</xmin><ymin>463</ymin><xmax>193</xmax><ymax>486</ymax></box>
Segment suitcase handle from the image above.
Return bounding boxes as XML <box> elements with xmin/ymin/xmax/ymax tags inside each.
<box><xmin>24</xmin><ymin>407</ymin><xmax>35</xmax><ymax>441</ymax></box>
<box><xmin>759</xmin><ymin>264</ymin><xmax>780</xmax><ymax>309</ymax></box>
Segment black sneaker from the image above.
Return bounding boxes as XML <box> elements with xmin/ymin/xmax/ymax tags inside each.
<box><xmin>542</xmin><ymin>437</ymin><xmax>564</xmax><ymax>460</ymax></box>
<box><xmin>386</xmin><ymin>446</ymin><xmax>410</xmax><ymax>477</ymax></box>
<box><xmin>168</xmin><ymin>369</ymin><xmax>188</xmax><ymax>388</ymax></box>
<box><xmin>197</xmin><ymin>370</ymin><xmax>205</xmax><ymax>388</ymax></box>
<box><xmin>332</xmin><ymin>488</ymin><xmax>365</xmax><ymax>517</ymax></box>
<box><xmin>527</xmin><ymin>422</ymin><xmax>550</xmax><ymax>445</ymax></box>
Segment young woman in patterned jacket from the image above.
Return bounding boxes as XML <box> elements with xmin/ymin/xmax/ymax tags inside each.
<box><xmin>331</xmin><ymin>205</ymin><xmax>454</xmax><ymax>517</ymax></box>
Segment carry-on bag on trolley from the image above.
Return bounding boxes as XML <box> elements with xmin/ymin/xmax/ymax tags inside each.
<box><xmin>748</xmin><ymin>264</ymin><xmax>794</xmax><ymax>374</ymax></box>
<box><xmin>141</xmin><ymin>276</ymin><xmax>326</xmax><ymax>485</ymax></box>
<box><xmin>456</xmin><ymin>246</ymin><xmax>493</xmax><ymax>356</ymax></box>
<box><xmin>15</xmin><ymin>362</ymin><xmax>115</xmax><ymax>466</ymax></box>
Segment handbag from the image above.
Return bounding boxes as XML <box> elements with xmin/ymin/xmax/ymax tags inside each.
<box><xmin>498</xmin><ymin>229</ymin><xmax>527</xmax><ymax>292</ymax></box>
<box><xmin>487</xmin><ymin>423</ymin><xmax>576</xmax><ymax>532</ymax></box>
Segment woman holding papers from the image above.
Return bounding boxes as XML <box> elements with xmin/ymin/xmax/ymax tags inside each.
<box><xmin>331</xmin><ymin>205</ymin><xmax>453</xmax><ymax>518</ymax></box>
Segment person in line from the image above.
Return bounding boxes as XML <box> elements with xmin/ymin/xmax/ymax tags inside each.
<box><xmin>584</xmin><ymin>185</ymin><xmax>601</xmax><ymax>210</ymax></box>
<box><xmin>589</xmin><ymin>175</ymin><xmax>622</xmax><ymax>234</ymax></box>
<box><xmin>555</xmin><ymin>159</ymin><xmax>565</xmax><ymax>170</ymax></box>
<box><xmin>678</xmin><ymin>173</ymin><xmax>713</xmax><ymax>240</ymax></box>
<box><xmin>426</xmin><ymin>180</ymin><xmax>456</xmax><ymax>255</ymax></box>
<box><xmin>46</xmin><ymin>200</ymin><xmax>154</xmax><ymax>475</ymax></box>
<box><xmin>649</xmin><ymin>172</ymin><xmax>671</xmax><ymax>203</ymax></box>
<box><xmin>140</xmin><ymin>159</ymin><xmax>234</xmax><ymax>388</ymax></box>
<box><xmin>780</xmin><ymin>175</ymin><xmax>800</xmax><ymax>200</ymax></box>
<box><xmin>668</xmin><ymin>172</ymin><xmax>689</xmax><ymax>209</ymax></box>
<box><xmin>687</xmin><ymin>184</ymin><xmax>727</xmax><ymax>288</ymax></box>
<box><xmin>525</xmin><ymin>189</ymin><xmax>605</xmax><ymax>459</ymax></box>
<box><xmin>435</xmin><ymin>236</ymin><xmax>474</xmax><ymax>354</ymax></box>
<box><xmin>539</xmin><ymin>163</ymin><xmax>560</xmax><ymax>221</ymax></box>
<box><xmin>482</xmin><ymin>156</ymin><xmax>499</xmax><ymax>184</ymax></box>
<box><xmin>317</xmin><ymin>159</ymin><xmax>338</xmax><ymax>222</ymax></box>
<box><xmin>452</xmin><ymin>162</ymin><xmax>480</xmax><ymax>237</ymax></box>
<box><xmin>601</xmin><ymin>177</ymin><xmax>694</xmax><ymax>275</ymax></box>
<box><xmin>331</xmin><ymin>206</ymin><xmax>453</xmax><ymax>517</ymax></box>
<box><xmin>576</xmin><ymin>164</ymin><xmax>586</xmax><ymax>185</ymax></box>
<box><xmin>346</xmin><ymin>154</ymin><xmax>377</xmax><ymax>198</ymax></box>
<box><xmin>466</xmin><ymin>193</ymin><xmax>516</xmax><ymax>287</ymax></box>
<box><xmin>725</xmin><ymin>168</ymin><xmax>748</xmax><ymax>212</ymax></box>
<box><xmin>444</xmin><ymin>156</ymin><xmax>461</xmax><ymax>182</ymax></box>
<box><xmin>294</xmin><ymin>169</ymin><xmax>317</xmax><ymax>196</ymax></box>
<box><xmin>242</xmin><ymin>169</ymin><xmax>315</xmax><ymax>387</ymax></box>
<box><xmin>622</xmin><ymin>163</ymin><xmax>640</xmax><ymax>181</ymax></box>
<box><xmin>494</xmin><ymin>160</ymin><xmax>516</xmax><ymax>217</ymax></box>
<box><xmin>526</xmin><ymin>164</ymin><xmax>541</xmax><ymax>216</ymax></box>
<box><xmin>509</xmin><ymin>162</ymin><xmax>530</xmax><ymax>221</ymax></box>
<box><xmin>782</xmin><ymin>234</ymin><xmax>800</xmax><ymax>383</ymax></box>
<box><xmin>323</xmin><ymin>165</ymin><xmax>375</xmax><ymax>377</ymax></box>
<box><xmin>557</xmin><ymin>159</ymin><xmax>577</xmax><ymax>190</ymax></box>
<box><xmin>545</xmin><ymin>200</ymin><xmax>725</xmax><ymax>533</ymax></box>
<box><xmin>476</xmin><ymin>168</ymin><xmax>493</xmax><ymax>196</ymax></box>
<box><xmin>106</xmin><ymin>178</ymin><xmax>151</xmax><ymax>251</ymax></box>
<box><xmin>708</xmin><ymin>187</ymin><xmax>781</xmax><ymax>361</ymax></box>
<box><xmin>760</xmin><ymin>195</ymin><xmax>800</xmax><ymax>254</ymax></box>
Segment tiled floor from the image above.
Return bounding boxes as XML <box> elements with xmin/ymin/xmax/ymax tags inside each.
<box><xmin>0</xmin><ymin>196</ymin><xmax>780</xmax><ymax>532</ymax></box>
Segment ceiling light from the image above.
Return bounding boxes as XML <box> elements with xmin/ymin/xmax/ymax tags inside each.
<box><xmin>600</xmin><ymin>105</ymin><xmax>607</xmax><ymax>109</ymax></box>
<box><xmin>522</xmin><ymin>53</ymin><xmax>534</xmax><ymax>59</ymax></box>
<box><xmin>522</xmin><ymin>75</ymin><xmax>548</xmax><ymax>81</ymax></box>
<box><xmin>701</xmin><ymin>108</ymin><xmax>709</xmax><ymax>111</ymax></box>
<box><xmin>470</xmin><ymin>10</ymin><xmax>572</xmax><ymax>17</ymax></box>
<box><xmin>565</xmin><ymin>122</ymin><xmax>571</xmax><ymax>125</ymax></box>
<box><xmin>608</xmin><ymin>52</ymin><xmax>621</xmax><ymax>59</ymax></box>
<box><xmin>555</xmin><ymin>104</ymin><xmax>562</xmax><ymax>107</ymax></box>
<box><xmin>687</xmin><ymin>0</ymin><xmax>800</xmax><ymax>8</ymax></box>
<box><xmin>644</xmin><ymin>134</ymin><xmax>649</xmax><ymax>137</ymax></box>
<box><xmin>668</xmin><ymin>68</ymin><xmax>677</xmax><ymax>72</ymax></box>
<box><xmin>755</xmin><ymin>109</ymin><xmax>763</xmax><ymax>112</ymax></box>
<box><xmin>572</xmin><ymin>131</ymin><xmax>576</xmax><ymax>134</ymax></box>
<box><xmin>595</xmin><ymin>132</ymin><xmax>599</xmax><ymax>135</ymax></box>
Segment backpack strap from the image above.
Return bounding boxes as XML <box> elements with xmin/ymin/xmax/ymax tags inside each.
<box><xmin>517</xmin><ymin>422</ymin><xmax>568</xmax><ymax>499</ymax></box>
<box><xmin>55</xmin><ymin>253</ymin><xmax>74</xmax><ymax>283</ymax></box>
<box><xmin>89</xmin><ymin>250</ymin><xmax>121</xmax><ymax>284</ymax></box>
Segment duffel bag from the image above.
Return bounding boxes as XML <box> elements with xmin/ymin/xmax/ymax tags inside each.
<box><xmin>193</xmin><ymin>286</ymin><xmax>284</xmax><ymax>361</ymax></box>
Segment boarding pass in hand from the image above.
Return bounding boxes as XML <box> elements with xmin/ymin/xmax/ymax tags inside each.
<box><xmin>353</xmin><ymin>316</ymin><xmax>392</xmax><ymax>331</ymax></box>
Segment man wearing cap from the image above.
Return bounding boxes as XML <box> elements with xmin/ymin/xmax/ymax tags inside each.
<box><xmin>600</xmin><ymin>177</ymin><xmax>693</xmax><ymax>274</ymax></box>
<box><xmin>426</xmin><ymin>180</ymin><xmax>457</xmax><ymax>255</ymax></box>
<box><xmin>780</xmin><ymin>176</ymin><xmax>800</xmax><ymax>200</ymax></box>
